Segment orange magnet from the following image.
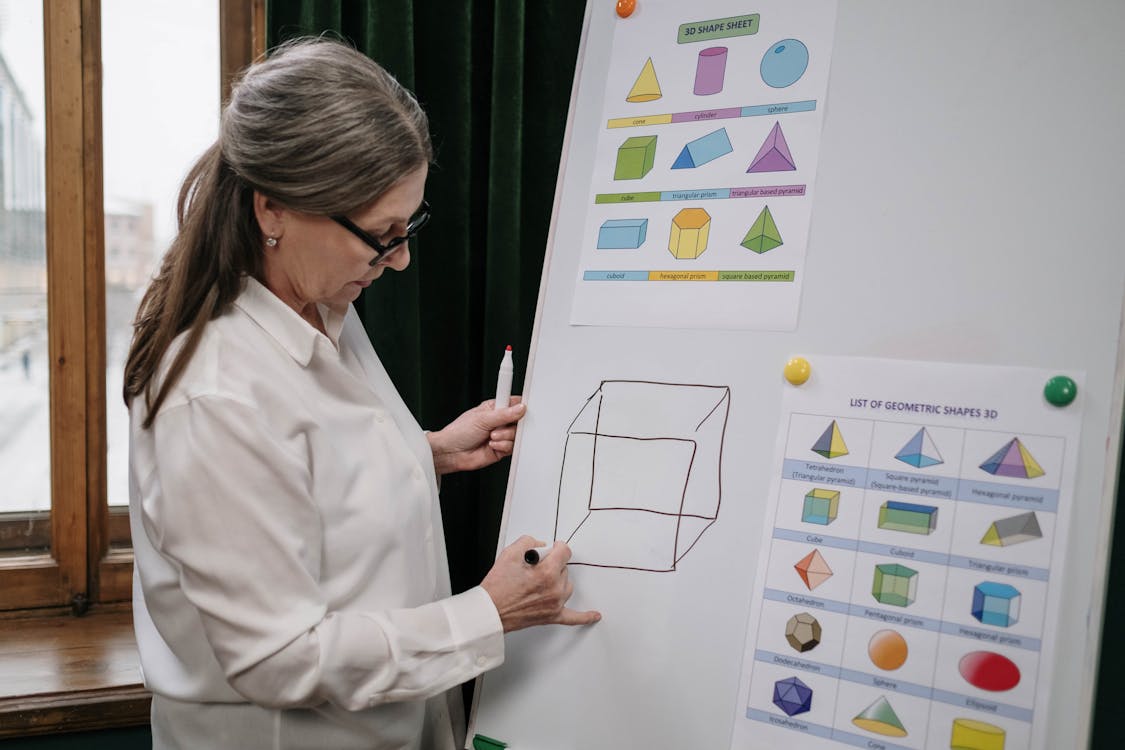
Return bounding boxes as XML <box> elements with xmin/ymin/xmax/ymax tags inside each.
<box><xmin>784</xmin><ymin>356</ymin><xmax>811</xmax><ymax>386</ymax></box>
<box><xmin>616</xmin><ymin>0</ymin><xmax>636</xmax><ymax>19</ymax></box>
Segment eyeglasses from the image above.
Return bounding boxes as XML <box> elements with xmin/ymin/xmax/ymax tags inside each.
<box><xmin>331</xmin><ymin>200</ymin><xmax>431</xmax><ymax>266</ymax></box>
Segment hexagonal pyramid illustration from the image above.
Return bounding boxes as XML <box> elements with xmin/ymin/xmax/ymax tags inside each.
<box><xmin>979</xmin><ymin>437</ymin><xmax>1045</xmax><ymax>479</ymax></box>
<box><xmin>772</xmin><ymin>676</ymin><xmax>812</xmax><ymax>716</ymax></box>
<box><xmin>895</xmin><ymin>427</ymin><xmax>944</xmax><ymax>468</ymax></box>
<box><xmin>794</xmin><ymin>548</ymin><xmax>833</xmax><ymax>590</ymax></box>
<box><xmin>741</xmin><ymin>205</ymin><xmax>783</xmax><ymax>254</ymax></box>
<box><xmin>811</xmin><ymin>419</ymin><xmax>848</xmax><ymax>459</ymax></box>
<box><xmin>785</xmin><ymin>612</ymin><xmax>822</xmax><ymax>652</ymax></box>
<box><xmin>852</xmin><ymin>696</ymin><xmax>907</xmax><ymax>737</ymax></box>
<box><xmin>980</xmin><ymin>511</ymin><xmax>1043</xmax><ymax>547</ymax></box>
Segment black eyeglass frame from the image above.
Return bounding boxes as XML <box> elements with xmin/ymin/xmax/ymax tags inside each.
<box><xmin>331</xmin><ymin>200</ymin><xmax>431</xmax><ymax>266</ymax></box>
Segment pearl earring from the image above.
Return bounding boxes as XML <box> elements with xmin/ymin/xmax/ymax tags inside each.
<box><xmin>265</xmin><ymin>237</ymin><xmax>278</xmax><ymax>247</ymax></box>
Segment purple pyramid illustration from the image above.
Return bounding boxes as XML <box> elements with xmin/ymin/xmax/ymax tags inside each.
<box><xmin>747</xmin><ymin>121</ymin><xmax>796</xmax><ymax>173</ymax></box>
<box><xmin>979</xmin><ymin>437</ymin><xmax>1045</xmax><ymax>479</ymax></box>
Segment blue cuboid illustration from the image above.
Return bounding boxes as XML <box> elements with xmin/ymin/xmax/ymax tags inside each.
<box><xmin>597</xmin><ymin>219</ymin><xmax>648</xmax><ymax>249</ymax></box>
<box><xmin>972</xmin><ymin>581</ymin><xmax>1021</xmax><ymax>627</ymax></box>
<box><xmin>772</xmin><ymin>676</ymin><xmax>813</xmax><ymax>716</ymax></box>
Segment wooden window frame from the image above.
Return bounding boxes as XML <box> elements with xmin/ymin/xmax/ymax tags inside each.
<box><xmin>0</xmin><ymin>0</ymin><xmax>264</xmax><ymax>614</ymax></box>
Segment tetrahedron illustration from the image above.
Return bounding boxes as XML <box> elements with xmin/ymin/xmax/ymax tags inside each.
<box><xmin>741</xmin><ymin>205</ymin><xmax>783</xmax><ymax>253</ymax></box>
<box><xmin>672</xmin><ymin>128</ymin><xmax>733</xmax><ymax>169</ymax></box>
<box><xmin>979</xmin><ymin>437</ymin><xmax>1045</xmax><ymax>479</ymax></box>
<box><xmin>794</xmin><ymin>548</ymin><xmax>833</xmax><ymax>590</ymax></box>
<box><xmin>747</xmin><ymin>121</ymin><xmax>796</xmax><ymax>173</ymax></box>
<box><xmin>981</xmin><ymin>511</ymin><xmax>1043</xmax><ymax>547</ymax></box>
<box><xmin>811</xmin><ymin>420</ymin><xmax>848</xmax><ymax>459</ymax></box>
<box><xmin>895</xmin><ymin>427</ymin><xmax>943</xmax><ymax>468</ymax></box>
<box><xmin>626</xmin><ymin>58</ymin><xmax>662</xmax><ymax>103</ymax></box>
<box><xmin>852</xmin><ymin>696</ymin><xmax>907</xmax><ymax>737</ymax></box>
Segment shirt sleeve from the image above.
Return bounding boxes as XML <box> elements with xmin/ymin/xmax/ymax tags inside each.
<box><xmin>142</xmin><ymin>394</ymin><xmax>504</xmax><ymax>711</ymax></box>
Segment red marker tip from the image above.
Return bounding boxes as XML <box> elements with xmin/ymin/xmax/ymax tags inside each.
<box><xmin>505</xmin><ymin>345</ymin><xmax>512</xmax><ymax>351</ymax></box>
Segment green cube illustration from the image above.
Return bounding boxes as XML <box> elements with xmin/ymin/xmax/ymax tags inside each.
<box><xmin>872</xmin><ymin>563</ymin><xmax>917</xmax><ymax>607</ymax></box>
<box><xmin>614</xmin><ymin>135</ymin><xmax>657</xmax><ymax>180</ymax></box>
<box><xmin>877</xmin><ymin>501</ymin><xmax>938</xmax><ymax>535</ymax></box>
<box><xmin>802</xmin><ymin>488</ymin><xmax>839</xmax><ymax>525</ymax></box>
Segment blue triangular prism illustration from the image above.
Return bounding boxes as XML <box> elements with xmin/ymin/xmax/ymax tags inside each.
<box><xmin>671</xmin><ymin>147</ymin><xmax>696</xmax><ymax>169</ymax></box>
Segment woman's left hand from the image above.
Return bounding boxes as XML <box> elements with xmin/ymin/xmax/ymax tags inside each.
<box><xmin>428</xmin><ymin>397</ymin><xmax>526</xmax><ymax>475</ymax></box>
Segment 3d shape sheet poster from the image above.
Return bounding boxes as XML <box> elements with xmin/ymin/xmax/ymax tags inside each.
<box><xmin>569</xmin><ymin>0</ymin><xmax>837</xmax><ymax>330</ymax></box>
<box><xmin>730</xmin><ymin>356</ymin><xmax>1084</xmax><ymax>750</ymax></box>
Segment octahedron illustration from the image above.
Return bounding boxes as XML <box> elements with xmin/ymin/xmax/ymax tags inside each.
<box><xmin>794</xmin><ymin>549</ymin><xmax>833</xmax><ymax>590</ymax></box>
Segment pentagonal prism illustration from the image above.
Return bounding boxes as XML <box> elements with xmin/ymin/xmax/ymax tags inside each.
<box><xmin>555</xmin><ymin>380</ymin><xmax>731</xmax><ymax>571</ymax></box>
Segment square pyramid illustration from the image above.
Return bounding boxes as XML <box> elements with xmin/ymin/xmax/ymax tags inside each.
<box><xmin>895</xmin><ymin>427</ymin><xmax>943</xmax><ymax>468</ymax></box>
<box><xmin>741</xmin><ymin>205</ymin><xmax>783</xmax><ymax>254</ymax></box>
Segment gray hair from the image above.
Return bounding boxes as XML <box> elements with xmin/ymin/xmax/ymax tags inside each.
<box><xmin>224</xmin><ymin>37</ymin><xmax>433</xmax><ymax>215</ymax></box>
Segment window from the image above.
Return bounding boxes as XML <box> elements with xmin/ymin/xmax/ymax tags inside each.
<box><xmin>0</xmin><ymin>0</ymin><xmax>263</xmax><ymax>613</ymax></box>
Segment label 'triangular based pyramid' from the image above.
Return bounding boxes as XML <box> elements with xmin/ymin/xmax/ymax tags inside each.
<box><xmin>747</xmin><ymin>121</ymin><xmax>796</xmax><ymax>173</ymax></box>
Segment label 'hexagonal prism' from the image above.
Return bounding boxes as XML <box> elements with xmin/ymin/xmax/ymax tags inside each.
<box><xmin>668</xmin><ymin>208</ymin><xmax>711</xmax><ymax>259</ymax></box>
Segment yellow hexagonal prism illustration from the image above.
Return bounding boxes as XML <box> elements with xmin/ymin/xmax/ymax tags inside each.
<box><xmin>668</xmin><ymin>208</ymin><xmax>711</xmax><ymax>259</ymax></box>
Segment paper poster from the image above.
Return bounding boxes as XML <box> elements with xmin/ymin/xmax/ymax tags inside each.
<box><xmin>569</xmin><ymin>0</ymin><xmax>838</xmax><ymax>330</ymax></box>
<box><xmin>730</xmin><ymin>356</ymin><xmax>1084</xmax><ymax>750</ymax></box>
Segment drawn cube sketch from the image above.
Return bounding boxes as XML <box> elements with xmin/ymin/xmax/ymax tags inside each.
<box><xmin>555</xmin><ymin>380</ymin><xmax>731</xmax><ymax>572</ymax></box>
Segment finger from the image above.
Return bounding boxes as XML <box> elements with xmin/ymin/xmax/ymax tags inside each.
<box><xmin>549</xmin><ymin>540</ymin><xmax>573</xmax><ymax>566</ymax></box>
<box><xmin>477</xmin><ymin>402</ymin><xmax>527</xmax><ymax>430</ymax></box>
<box><xmin>556</xmin><ymin>607</ymin><xmax>602</xmax><ymax>626</ymax></box>
<box><xmin>488</xmin><ymin>440</ymin><xmax>514</xmax><ymax>456</ymax></box>
<box><xmin>489</xmin><ymin>426</ymin><xmax>517</xmax><ymax>442</ymax></box>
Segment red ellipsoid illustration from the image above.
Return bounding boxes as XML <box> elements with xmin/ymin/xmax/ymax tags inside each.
<box><xmin>958</xmin><ymin>651</ymin><xmax>1020</xmax><ymax>691</ymax></box>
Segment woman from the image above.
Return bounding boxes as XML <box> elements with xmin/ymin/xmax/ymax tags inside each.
<box><xmin>123</xmin><ymin>38</ymin><xmax>599</xmax><ymax>750</ymax></box>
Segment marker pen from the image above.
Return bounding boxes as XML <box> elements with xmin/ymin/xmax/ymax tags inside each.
<box><xmin>523</xmin><ymin>545</ymin><xmax>553</xmax><ymax>565</ymax></box>
<box><xmin>494</xmin><ymin>345</ymin><xmax>513</xmax><ymax>409</ymax></box>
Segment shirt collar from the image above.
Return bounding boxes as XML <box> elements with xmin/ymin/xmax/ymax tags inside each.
<box><xmin>234</xmin><ymin>277</ymin><xmax>346</xmax><ymax>367</ymax></box>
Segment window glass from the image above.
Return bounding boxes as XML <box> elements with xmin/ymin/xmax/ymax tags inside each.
<box><xmin>103</xmin><ymin>0</ymin><xmax>220</xmax><ymax>509</ymax></box>
<box><xmin>0</xmin><ymin>1</ymin><xmax>49</xmax><ymax>552</ymax></box>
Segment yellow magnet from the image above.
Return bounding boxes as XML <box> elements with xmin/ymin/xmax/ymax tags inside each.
<box><xmin>784</xmin><ymin>357</ymin><xmax>811</xmax><ymax>385</ymax></box>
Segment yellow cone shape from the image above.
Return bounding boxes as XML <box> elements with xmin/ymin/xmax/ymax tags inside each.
<box><xmin>950</xmin><ymin>718</ymin><xmax>1005</xmax><ymax>750</ymax></box>
<box><xmin>627</xmin><ymin>58</ymin><xmax>662</xmax><ymax>102</ymax></box>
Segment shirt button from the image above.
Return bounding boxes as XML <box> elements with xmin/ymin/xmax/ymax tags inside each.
<box><xmin>476</xmin><ymin>655</ymin><xmax>488</xmax><ymax>667</ymax></box>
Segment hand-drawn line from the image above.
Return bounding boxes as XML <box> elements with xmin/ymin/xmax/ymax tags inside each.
<box><xmin>554</xmin><ymin>380</ymin><xmax>731</xmax><ymax>572</ymax></box>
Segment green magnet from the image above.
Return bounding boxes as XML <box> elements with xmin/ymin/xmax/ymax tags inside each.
<box><xmin>473</xmin><ymin>735</ymin><xmax>508</xmax><ymax>750</ymax></box>
<box><xmin>1044</xmin><ymin>375</ymin><xmax>1077</xmax><ymax>406</ymax></box>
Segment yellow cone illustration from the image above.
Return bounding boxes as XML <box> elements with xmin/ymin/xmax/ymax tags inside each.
<box><xmin>627</xmin><ymin>58</ymin><xmax>662</xmax><ymax>102</ymax></box>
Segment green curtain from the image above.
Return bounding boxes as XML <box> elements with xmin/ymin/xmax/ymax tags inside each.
<box><xmin>266</xmin><ymin>1</ymin><xmax>585</xmax><ymax>595</ymax></box>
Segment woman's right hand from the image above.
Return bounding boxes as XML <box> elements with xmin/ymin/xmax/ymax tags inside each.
<box><xmin>479</xmin><ymin>536</ymin><xmax>602</xmax><ymax>633</ymax></box>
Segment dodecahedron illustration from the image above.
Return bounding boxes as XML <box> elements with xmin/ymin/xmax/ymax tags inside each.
<box><xmin>785</xmin><ymin>612</ymin><xmax>822</xmax><ymax>653</ymax></box>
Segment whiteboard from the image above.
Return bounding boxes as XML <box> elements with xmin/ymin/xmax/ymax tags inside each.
<box><xmin>469</xmin><ymin>1</ymin><xmax>1125</xmax><ymax>748</ymax></box>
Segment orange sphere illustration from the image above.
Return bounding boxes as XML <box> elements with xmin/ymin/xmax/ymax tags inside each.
<box><xmin>868</xmin><ymin>629</ymin><xmax>908</xmax><ymax>671</ymax></box>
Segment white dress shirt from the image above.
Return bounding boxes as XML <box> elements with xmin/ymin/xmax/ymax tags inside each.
<box><xmin>129</xmin><ymin>277</ymin><xmax>504</xmax><ymax>750</ymax></box>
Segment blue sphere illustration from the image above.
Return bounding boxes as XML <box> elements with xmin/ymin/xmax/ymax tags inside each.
<box><xmin>760</xmin><ymin>39</ymin><xmax>809</xmax><ymax>88</ymax></box>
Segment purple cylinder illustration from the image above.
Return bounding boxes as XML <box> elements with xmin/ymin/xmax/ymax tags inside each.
<box><xmin>693</xmin><ymin>47</ymin><xmax>728</xmax><ymax>95</ymax></box>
